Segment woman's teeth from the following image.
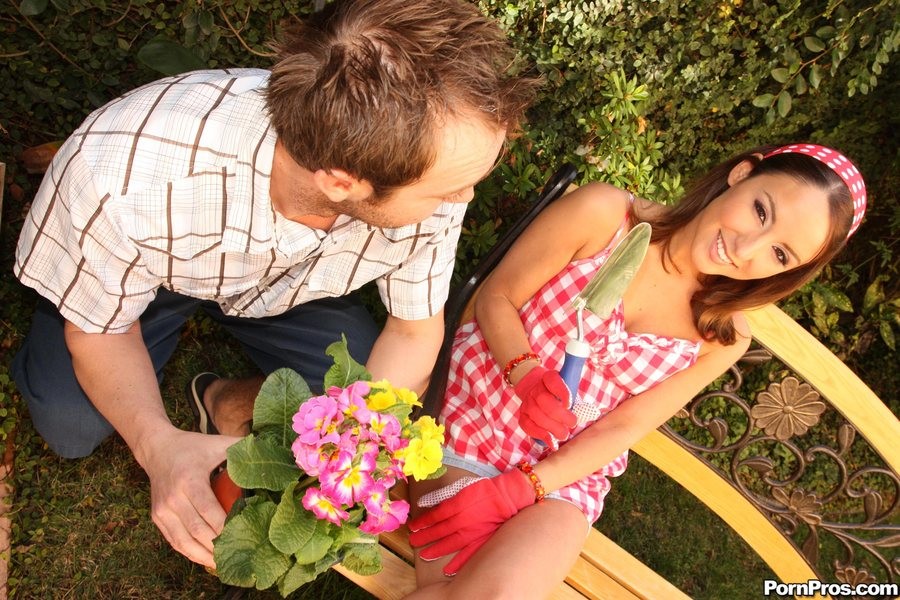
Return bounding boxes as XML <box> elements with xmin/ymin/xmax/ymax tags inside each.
<box><xmin>717</xmin><ymin>233</ymin><xmax>732</xmax><ymax>264</ymax></box>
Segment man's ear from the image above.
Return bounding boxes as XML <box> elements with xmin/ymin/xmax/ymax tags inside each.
<box><xmin>726</xmin><ymin>154</ymin><xmax>764</xmax><ymax>186</ymax></box>
<box><xmin>312</xmin><ymin>169</ymin><xmax>373</xmax><ymax>203</ymax></box>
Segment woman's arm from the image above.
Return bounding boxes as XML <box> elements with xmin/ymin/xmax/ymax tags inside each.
<box><xmin>475</xmin><ymin>182</ymin><xmax>632</xmax><ymax>384</ymax></box>
<box><xmin>534</xmin><ymin>329</ymin><xmax>750</xmax><ymax>493</ymax></box>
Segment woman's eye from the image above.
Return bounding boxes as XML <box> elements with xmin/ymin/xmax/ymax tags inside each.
<box><xmin>754</xmin><ymin>199</ymin><xmax>767</xmax><ymax>225</ymax></box>
<box><xmin>774</xmin><ymin>247</ymin><xmax>788</xmax><ymax>266</ymax></box>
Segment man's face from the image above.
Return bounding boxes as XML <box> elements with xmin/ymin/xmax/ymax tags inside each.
<box><xmin>345</xmin><ymin>114</ymin><xmax>507</xmax><ymax>228</ymax></box>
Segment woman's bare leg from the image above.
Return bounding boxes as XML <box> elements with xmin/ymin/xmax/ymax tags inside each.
<box><xmin>407</xmin><ymin>470</ymin><xmax>589</xmax><ymax>599</ymax></box>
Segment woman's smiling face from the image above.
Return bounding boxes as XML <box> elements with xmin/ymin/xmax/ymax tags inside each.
<box><xmin>689</xmin><ymin>162</ymin><xmax>832</xmax><ymax>280</ymax></box>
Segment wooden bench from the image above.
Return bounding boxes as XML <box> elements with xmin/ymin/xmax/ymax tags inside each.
<box><xmin>334</xmin><ymin>166</ymin><xmax>899</xmax><ymax>599</ymax></box>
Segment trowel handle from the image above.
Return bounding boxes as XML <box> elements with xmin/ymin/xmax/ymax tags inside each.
<box><xmin>559</xmin><ymin>338</ymin><xmax>591</xmax><ymax>408</ymax></box>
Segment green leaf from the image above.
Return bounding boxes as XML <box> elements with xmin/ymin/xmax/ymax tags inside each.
<box><xmin>776</xmin><ymin>90</ymin><xmax>792</xmax><ymax>117</ymax></box>
<box><xmin>278</xmin><ymin>552</ymin><xmax>341</xmax><ymax>596</ymax></box>
<box><xmin>879</xmin><ymin>321</ymin><xmax>895</xmax><ymax>351</ymax></box>
<box><xmin>794</xmin><ymin>74</ymin><xmax>808</xmax><ymax>95</ymax></box>
<box><xmin>227</xmin><ymin>435</ymin><xmax>301</xmax><ymax>491</ymax></box>
<box><xmin>214</xmin><ymin>498</ymin><xmax>292</xmax><ymax>589</ymax></box>
<box><xmin>771</xmin><ymin>67</ymin><xmax>789</xmax><ymax>83</ymax></box>
<box><xmin>816</xmin><ymin>26</ymin><xmax>836</xmax><ymax>40</ymax></box>
<box><xmin>198</xmin><ymin>10</ymin><xmax>215</xmax><ymax>35</ymax></box>
<box><xmin>378</xmin><ymin>400</ymin><xmax>413</xmax><ymax>424</ymax></box>
<box><xmin>804</xmin><ymin>36</ymin><xmax>825</xmax><ymax>53</ymax></box>
<box><xmin>862</xmin><ymin>278</ymin><xmax>885</xmax><ymax>313</ymax></box>
<box><xmin>831</xmin><ymin>291</ymin><xmax>853</xmax><ymax>312</ymax></box>
<box><xmin>19</xmin><ymin>0</ymin><xmax>48</xmax><ymax>15</ymax></box>
<box><xmin>752</xmin><ymin>93</ymin><xmax>774</xmax><ymax>108</ymax></box>
<box><xmin>323</xmin><ymin>335</ymin><xmax>371</xmax><ymax>389</ymax></box>
<box><xmin>339</xmin><ymin>542</ymin><xmax>383</xmax><ymax>576</ymax></box>
<box><xmin>809</xmin><ymin>64</ymin><xmax>823</xmax><ymax>89</ymax></box>
<box><xmin>136</xmin><ymin>36</ymin><xmax>206</xmax><ymax>76</ymax></box>
<box><xmin>811</xmin><ymin>289</ymin><xmax>827</xmax><ymax>314</ymax></box>
<box><xmin>253</xmin><ymin>368</ymin><xmax>312</xmax><ymax>443</ymax></box>
<box><xmin>276</xmin><ymin>561</ymin><xmax>318</xmax><ymax>596</ymax></box>
<box><xmin>269</xmin><ymin>483</ymin><xmax>332</xmax><ymax>562</ymax></box>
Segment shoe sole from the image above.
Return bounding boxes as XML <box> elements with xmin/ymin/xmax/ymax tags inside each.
<box><xmin>187</xmin><ymin>373</ymin><xmax>220</xmax><ymax>435</ymax></box>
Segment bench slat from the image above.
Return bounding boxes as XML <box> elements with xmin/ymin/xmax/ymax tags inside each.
<box><xmin>632</xmin><ymin>431</ymin><xmax>824</xmax><ymax>597</ymax></box>
<box><xmin>577</xmin><ymin>528</ymin><xmax>690</xmax><ymax>600</ymax></box>
<box><xmin>564</xmin><ymin>555</ymin><xmax>641</xmax><ymax>600</ymax></box>
<box><xmin>333</xmin><ymin>546</ymin><xmax>417</xmax><ymax>600</ymax></box>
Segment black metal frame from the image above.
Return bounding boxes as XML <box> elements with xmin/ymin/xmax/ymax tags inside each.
<box><xmin>420</xmin><ymin>163</ymin><xmax>578</xmax><ymax>417</ymax></box>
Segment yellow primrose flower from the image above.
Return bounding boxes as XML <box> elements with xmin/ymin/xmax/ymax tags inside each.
<box><xmin>402</xmin><ymin>437</ymin><xmax>443</xmax><ymax>480</ymax></box>
<box><xmin>413</xmin><ymin>416</ymin><xmax>445</xmax><ymax>444</ymax></box>
<box><xmin>366</xmin><ymin>379</ymin><xmax>398</xmax><ymax>411</ymax></box>
<box><xmin>395</xmin><ymin>387</ymin><xmax>422</xmax><ymax>407</ymax></box>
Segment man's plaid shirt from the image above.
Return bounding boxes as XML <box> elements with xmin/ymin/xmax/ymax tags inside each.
<box><xmin>16</xmin><ymin>69</ymin><xmax>465</xmax><ymax>333</ymax></box>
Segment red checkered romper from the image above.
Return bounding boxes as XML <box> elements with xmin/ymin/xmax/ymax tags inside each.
<box><xmin>441</xmin><ymin>220</ymin><xmax>701</xmax><ymax>522</ymax></box>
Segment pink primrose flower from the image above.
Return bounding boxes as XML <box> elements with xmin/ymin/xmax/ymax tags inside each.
<box><xmin>360</xmin><ymin>493</ymin><xmax>410</xmax><ymax>535</ymax></box>
<box><xmin>302</xmin><ymin>486</ymin><xmax>350</xmax><ymax>526</ymax></box>
<box><xmin>320</xmin><ymin>444</ymin><xmax>378</xmax><ymax>506</ymax></box>
<box><xmin>366</xmin><ymin>411</ymin><xmax>402</xmax><ymax>445</ymax></box>
<box><xmin>361</xmin><ymin>481</ymin><xmax>389</xmax><ymax>514</ymax></box>
<box><xmin>332</xmin><ymin>381</ymin><xmax>373</xmax><ymax>422</ymax></box>
<box><xmin>377</xmin><ymin>461</ymin><xmax>405</xmax><ymax>488</ymax></box>
<box><xmin>292</xmin><ymin>395</ymin><xmax>342</xmax><ymax>446</ymax></box>
<box><xmin>291</xmin><ymin>438</ymin><xmax>324</xmax><ymax>476</ymax></box>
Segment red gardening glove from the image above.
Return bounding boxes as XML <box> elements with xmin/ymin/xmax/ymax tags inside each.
<box><xmin>513</xmin><ymin>366</ymin><xmax>577</xmax><ymax>445</ymax></box>
<box><xmin>409</xmin><ymin>469</ymin><xmax>535</xmax><ymax>575</ymax></box>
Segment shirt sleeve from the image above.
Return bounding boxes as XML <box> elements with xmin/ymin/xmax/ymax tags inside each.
<box><xmin>14</xmin><ymin>141</ymin><xmax>162</xmax><ymax>333</ymax></box>
<box><xmin>376</xmin><ymin>201</ymin><xmax>467</xmax><ymax>320</ymax></box>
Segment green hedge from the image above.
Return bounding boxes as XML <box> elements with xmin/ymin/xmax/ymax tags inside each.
<box><xmin>2</xmin><ymin>0</ymin><xmax>896</xmax><ymax>395</ymax></box>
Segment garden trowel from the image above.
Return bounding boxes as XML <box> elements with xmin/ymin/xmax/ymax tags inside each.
<box><xmin>558</xmin><ymin>221</ymin><xmax>652</xmax><ymax>404</ymax></box>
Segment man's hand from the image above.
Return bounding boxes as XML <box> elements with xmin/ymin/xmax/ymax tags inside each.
<box><xmin>139</xmin><ymin>428</ymin><xmax>240</xmax><ymax>568</ymax></box>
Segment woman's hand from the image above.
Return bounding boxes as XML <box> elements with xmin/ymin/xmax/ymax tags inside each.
<box><xmin>409</xmin><ymin>469</ymin><xmax>536</xmax><ymax>575</ymax></box>
<box><xmin>513</xmin><ymin>366</ymin><xmax>577</xmax><ymax>444</ymax></box>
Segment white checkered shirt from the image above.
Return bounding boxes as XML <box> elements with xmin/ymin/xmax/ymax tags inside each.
<box><xmin>15</xmin><ymin>69</ymin><xmax>466</xmax><ymax>333</ymax></box>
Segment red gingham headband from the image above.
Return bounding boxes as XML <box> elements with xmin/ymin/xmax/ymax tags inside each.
<box><xmin>763</xmin><ymin>143</ymin><xmax>867</xmax><ymax>238</ymax></box>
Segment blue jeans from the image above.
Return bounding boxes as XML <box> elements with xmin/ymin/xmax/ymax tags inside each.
<box><xmin>11</xmin><ymin>289</ymin><xmax>379</xmax><ymax>458</ymax></box>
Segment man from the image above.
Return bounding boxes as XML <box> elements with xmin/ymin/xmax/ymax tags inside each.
<box><xmin>12</xmin><ymin>0</ymin><xmax>537</xmax><ymax>568</ymax></box>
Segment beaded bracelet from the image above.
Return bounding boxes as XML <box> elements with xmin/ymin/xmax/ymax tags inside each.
<box><xmin>502</xmin><ymin>352</ymin><xmax>541</xmax><ymax>386</ymax></box>
<box><xmin>516</xmin><ymin>460</ymin><xmax>546</xmax><ymax>503</ymax></box>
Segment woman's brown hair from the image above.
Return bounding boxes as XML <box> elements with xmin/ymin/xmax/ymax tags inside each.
<box><xmin>642</xmin><ymin>146</ymin><xmax>855</xmax><ymax>345</ymax></box>
<box><xmin>265</xmin><ymin>0</ymin><xmax>540</xmax><ymax>198</ymax></box>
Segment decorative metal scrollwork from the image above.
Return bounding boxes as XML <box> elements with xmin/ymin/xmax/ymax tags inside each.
<box><xmin>664</xmin><ymin>343</ymin><xmax>899</xmax><ymax>585</ymax></box>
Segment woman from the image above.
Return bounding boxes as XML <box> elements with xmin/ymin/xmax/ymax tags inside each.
<box><xmin>406</xmin><ymin>144</ymin><xmax>867</xmax><ymax>598</ymax></box>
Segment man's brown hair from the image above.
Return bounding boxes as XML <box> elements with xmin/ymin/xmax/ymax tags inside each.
<box><xmin>265</xmin><ymin>0</ymin><xmax>539</xmax><ymax>196</ymax></box>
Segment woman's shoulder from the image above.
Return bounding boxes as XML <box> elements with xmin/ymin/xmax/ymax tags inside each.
<box><xmin>553</xmin><ymin>183</ymin><xmax>633</xmax><ymax>254</ymax></box>
<box><xmin>562</xmin><ymin>181</ymin><xmax>631</xmax><ymax>214</ymax></box>
<box><xmin>564</xmin><ymin>182</ymin><xmax>672</xmax><ymax>223</ymax></box>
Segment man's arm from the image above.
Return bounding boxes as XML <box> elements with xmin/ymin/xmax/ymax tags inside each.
<box><xmin>63</xmin><ymin>320</ymin><xmax>238</xmax><ymax>568</ymax></box>
<box><xmin>364</xmin><ymin>311</ymin><xmax>444</xmax><ymax>394</ymax></box>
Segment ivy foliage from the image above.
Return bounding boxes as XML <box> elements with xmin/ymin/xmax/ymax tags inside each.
<box><xmin>1</xmin><ymin>0</ymin><xmax>896</xmax><ymax>397</ymax></box>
